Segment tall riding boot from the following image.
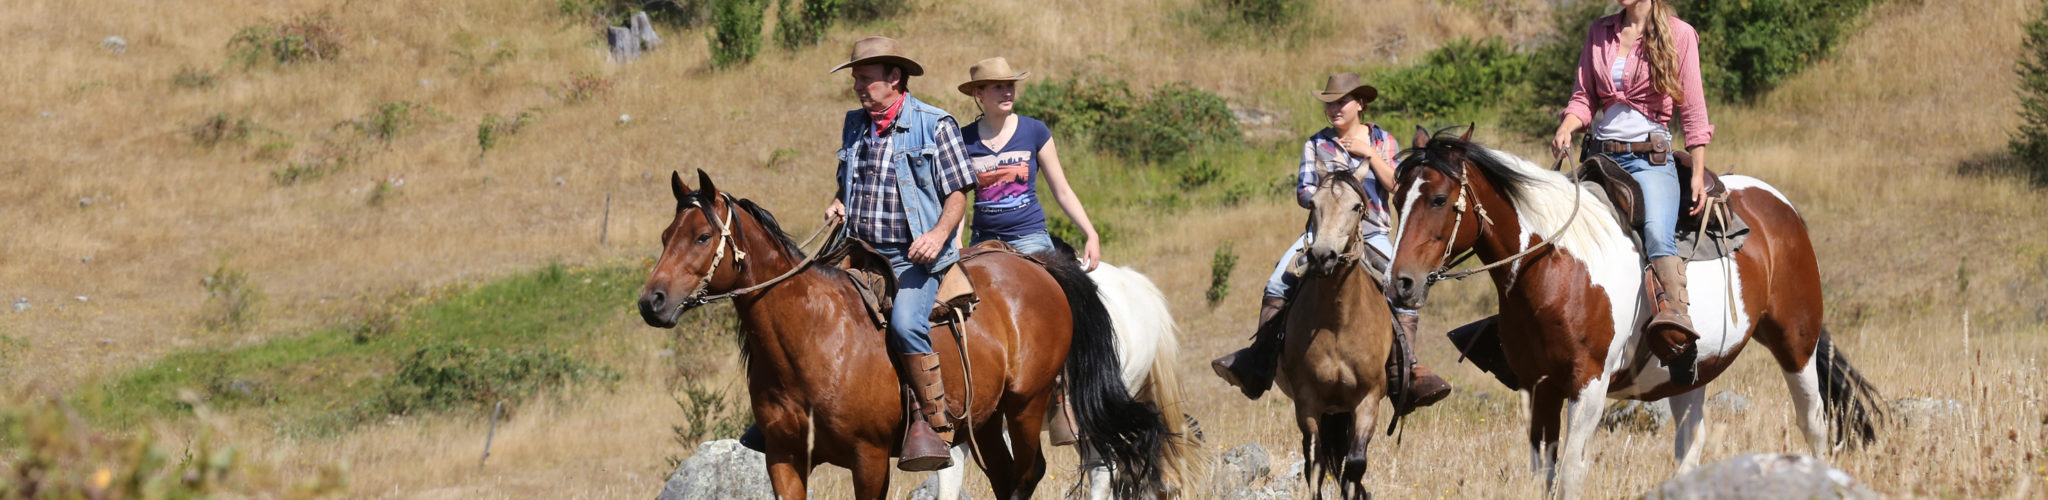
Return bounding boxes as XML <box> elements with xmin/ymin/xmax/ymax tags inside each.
<box><xmin>1211</xmin><ymin>296</ymin><xmax>1289</xmax><ymax>400</ymax></box>
<box><xmin>1647</xmin><ymin>256</ymin><xmax>1701</xmax><ymax>385</ymax></box>
<box><xmin>897</xmin><ymin>352</ymin><xmax>955</xmax><ymax>472</ymax></box>
<box><xmin>1048</xmin><ymin>375</ymin><xmax>1080</xmax><ymax>446</ymax></box>
<box><xmin>1393</xmin><ymin>311</ymin><xmax>1453</xmax><ymax>417</ymax></box>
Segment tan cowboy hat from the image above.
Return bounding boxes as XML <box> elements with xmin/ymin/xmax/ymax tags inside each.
<box><xmin>829</xmin><ymin>36</ymin><xmax>925</xmax><ymax>76</ymax></box>
<box><xmin>1314</xmin><ymin>72</ymin><xmax>1378</xmax><ymax>104</ymax></box>
<box><xmin>956</xmin><ymin>57</ymin><xmax>1030</xmax><ymax>96</ymax></box>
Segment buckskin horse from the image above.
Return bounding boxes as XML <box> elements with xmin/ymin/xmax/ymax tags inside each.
<box><xmin>638</xmin><ymin>171</ymin><xmax>1170</xmax><ymax>499</ymax></box>
<box><xmin>1274</xmin><ymin>169</ymin><xmax>1396</xmax><ymax>500</ymax></box>
<box><xmin>1383</xmin><ymin>129</ymin><xmax>1882</xmax><ymax>497</ymax></box>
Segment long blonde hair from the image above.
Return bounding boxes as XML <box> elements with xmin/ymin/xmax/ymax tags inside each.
<box><xmin>1642</xmin><ymin>1</ymin><xmax>1683</xmax><ymax>99</ymax></box>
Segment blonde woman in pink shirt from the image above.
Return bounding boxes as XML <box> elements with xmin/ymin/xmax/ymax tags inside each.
<box><xmin>1550</xmin><ymin>0</ymin><xmax>1714</xmax><ymax>383</ymax></box>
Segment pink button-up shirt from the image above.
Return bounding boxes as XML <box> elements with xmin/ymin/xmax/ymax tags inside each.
<box><xmin>1563</xmin><ymin>15</ymin><xmax>1715</xmax><ymax>149</ymax></box>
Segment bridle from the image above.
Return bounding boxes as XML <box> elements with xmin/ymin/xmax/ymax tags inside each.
<box><xmin>1307</xmin><ymin>174</ymin><xmax>1372</xmax><ymax>274</ymax></box>
<box><xmin>1418</xmin><ymin>154</ymin><xmax>1580</xmax><ymax>287</ymax></box>
<box><xmin>672</xmin><ymin>193</ymin><xmax>839</xmax><ymax>309</ymax></box>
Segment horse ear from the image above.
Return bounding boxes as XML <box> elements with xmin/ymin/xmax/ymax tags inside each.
<box><xmin>1459</xmin><ymin>123</ymin><xmax>1475</xmax><ymax>142</ymax></box>
<box><xmin>1413</xmin><ymin>125</ymin><xmax>1430</xmax><ymax>149</ymax></box>
<box><xmin>695</xmin><ymin>169</ymin><xmax>720</xmax><ymax>204</ymax></box>
<box><xmin>670</xmin><ymin>171</ymin><xmax>691</xmax><ymax>203</ymax></box>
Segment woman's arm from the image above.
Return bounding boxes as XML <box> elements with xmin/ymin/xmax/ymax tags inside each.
<box><xmin>1556</xmin><ymin>23</ymin><xmax>1600</xmax><ymax>157</ymax></box>
<box><xmin>1037</xmin><ymin>138</ymin><xmax>1101</xmax><ymax>270</ymax></box>
<box><xmin>1296</xmin><ymin>138</ymin><xmax>1319</xmax><ymax>209</ymax></box>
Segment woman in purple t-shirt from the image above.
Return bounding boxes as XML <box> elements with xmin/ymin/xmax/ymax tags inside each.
<box><xmin>957</xmin><ymin>57</ymin><xmax>1101</xmax><ymax>270</ymax></box>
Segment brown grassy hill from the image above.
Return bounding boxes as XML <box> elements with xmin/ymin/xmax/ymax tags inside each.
<box><xmin>2</xmin><ymin>0</ymin><xmax>2044</xmax><ymax>497</ymax></box>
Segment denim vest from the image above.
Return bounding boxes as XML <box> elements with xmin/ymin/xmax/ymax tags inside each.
<box><xmin>835</xmin><ymin>94</ymin><xmax>959</xmax><ymax>272</ymax></box>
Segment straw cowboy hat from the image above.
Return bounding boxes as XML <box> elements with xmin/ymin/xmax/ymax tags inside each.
<box><xmin>956</xmin><ymin>57</ymin><xmax>1029</xmax><ymax>96</ymax></box>
<box><xmin>829</xmin><ymin>36</ymin><xmax>925</xmax><ymax>76</ymax></box>
<box><xmin>1314</xmin><ymin>72</ymin><xmax>1378</xmax><ymax>104</ymax></box>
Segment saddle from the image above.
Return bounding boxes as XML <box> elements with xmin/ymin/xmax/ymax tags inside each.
<box><xmin>834</xmin><ymin>239</ymin><xmax>1013</xmax><ymax>330</ymax></box>
<box><xmin>1571</xmin><ymin>153</ymin><xmax>1749</xmax><ymax>262</ymax></box>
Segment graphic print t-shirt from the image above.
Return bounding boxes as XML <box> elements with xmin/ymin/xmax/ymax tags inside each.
<box><xmin>962</xmin><ymin>116</ymin><xmax>1053</xmax><ymax>238</ymax></box>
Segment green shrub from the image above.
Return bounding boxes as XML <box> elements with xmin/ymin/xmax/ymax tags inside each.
<box><xmin>271</xmin><ymin>140</ymin><xmax>361</xmax><ymax>186</ymax></box>
<box><xmin>708</xmin><ymin>0</ymin><xmax>769</xmax><ymax>69</ymax></box>
<box><xmin>349</xmin><ymin>101</ymin><xmax>434</xmax><ymax>143</ymax></box>
<box><xmin>666</xmin><ymin>380</ymin><xmax>747</xmax><ymax>467</ymax></box>
<box><xmin>198</xmin><ymin>260</ymin><xmax>264</xmax><ymax>333</ymax></box>
<box><xmin>1207</xmin><ymin>242</ymin><xmax>1238</xmax><ymax>304</ymax></box>
<box><xmin>1372</xmin><ymin>37</ymin><xmax>1533</xmax><ymax>123</ymax></box>
<box><xmin>478</xmin><ymin>109</ymin><xmax>540</xmax><ymax>153</ymax></box>
<box><xmin>1022</xmin><ymin>78</ymin><xmax>1239</xmax><ymax>162</ymax></box>
<box><xmin>0</xmin><ymin>399</ymin><xmax>288</xmax><ymax>498</ymax></box>
<box><xmin>1682</xmin><ymin>0</ymin><xmax>1881</xmax><ymax>103</ymax></box>
<box><xmin>1212</xmin><ymin>0</ymin><xmax>1308</xmax><ymax>27</ymax></box>
<box><xmin>774</xmin><ymin>0</ymin><xmax>839</xmax><ymax>50</ymax></box>
<box><xmin>838</xmin><ymin>0</ymin><xmax>905</xmax><ymax>23</ymax></box>
<box><xmin>2014</xmin><ymin>0</ymin><xmax>2048</xmax><ymax>185</ymax></box>
<box><xmin>371</xmin><ymin>342</ymin><xmax>618</xmax><ymax>417</ymax></box>
<box><xmin>227</xmin><ymin>11</ymin><xmax>344</xmax><ymax>67</ymax></box>
<box><xmin>1501</xmin><ymin>0</ymin><xmax>1610</xmax><ymax>138</ymax></box>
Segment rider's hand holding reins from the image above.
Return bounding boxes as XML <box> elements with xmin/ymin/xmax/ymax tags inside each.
<box><xmin>826</xmin><ymin>199</ymin><xmax>847</xmax><ymax>222</ymax></box>
<box><xmin>1686</xmin><ymin>146</ymin><xmax>1709</xmax><ymax>216</ymax></box>
<box><xmin>1551</xmin><ymin>115</ymin><xmax>1584</xmax><ymax>160</ymax></box>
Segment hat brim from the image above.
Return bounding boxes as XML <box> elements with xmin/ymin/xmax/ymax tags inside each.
<box><xmin>830</xmin><ymin>55</ymin><xmax>925</xmax><ymax>76</ymax></box>
<box><xmin>956</xmin><ymin>72</ymin><xmax>1030</xmax><ymax>96</ymax></box>
<box><xmin>1314</xmin><ymin>85</ymin><xmax>1378</xmax><ymax>104</ymax></box>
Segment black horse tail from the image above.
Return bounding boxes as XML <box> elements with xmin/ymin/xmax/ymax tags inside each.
<box><xmin>1040</xmin><ymin>256</ymin><xmax>1169</xmax><ymax>497</ymax></box>
<box><xmin>1815</xmin><ymin>328</ymin><xmax>1883</xmax><ymax>448</ymax></box>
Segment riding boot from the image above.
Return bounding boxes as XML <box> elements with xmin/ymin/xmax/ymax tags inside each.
<box><xmin>897</xmin><ymin>352</ymin><xmax>955</xmax><ymax>472</ymax></box>
<box><xmin>1392</xmin><ymin>311</ymin><xmax>1453</xmax><ymax>417</ymax></box>
<box><xmin>1047</xmin><ymin>375</ymin><xmax>1080</xmax><ymax>446</ymax></box>
<box><xmin>1647</xmin><ymin>256</ymin><xmax>1701</xmax><ymax>385</ymax></box>
<box><xmin>1210</xmin><ymin>296</ymin><xmax>1289</xmax><ymax>400</ymax></box>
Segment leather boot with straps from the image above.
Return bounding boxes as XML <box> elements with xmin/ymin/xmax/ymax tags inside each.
<box><xmin>1392</xmin><ymin>311</ymin><xmax>1452</xmax><ymax>417</ymax></box>
<box><xmin>1211</xmin><ymin>296</ymin><xmax>1288</xmax><ymax>400</ymax></box>
<box><xmin>897</xmin><ymin>352</ymin><xmax>955</xmax><ymax>471</ymax></box>
<box><xmin>1647</xmin><ymin>256</ymin><xmax>1700</xmax><ymax>385</ymax></box>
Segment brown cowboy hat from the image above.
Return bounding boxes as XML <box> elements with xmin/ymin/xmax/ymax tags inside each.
<box><xmin>828</xmin><ymin>36</ymin><xmax>925</xmax><ymax>76</ymax></box>
<box><xmin>956</xmin><ymin>57</ymin><xmax>1030</xmax><ymax>96</ymax></box>
<box><xmin>1314</xmin><ymin>72</ymin><xmax>1378</xmax><ymax>104</ymax></box>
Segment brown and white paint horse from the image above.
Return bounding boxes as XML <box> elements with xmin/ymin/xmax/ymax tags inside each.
<box><xmin>638</xmin><ymin>171</ymin><xmax>1171</xmax><ymax>499</ymax></box>
<box><xmin>1384</xmin><ymin>129</ymin><xmax>1882</xmax><ymax>497</ymax></box>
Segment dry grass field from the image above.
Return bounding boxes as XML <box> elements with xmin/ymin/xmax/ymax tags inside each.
<box><xmin>3</xmin><ymin>0</ymin><xmax>2046</xmax><ymax>497</ymax></box>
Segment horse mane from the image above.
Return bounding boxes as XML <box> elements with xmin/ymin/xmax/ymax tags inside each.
<box><xmin>689</xmin><ymin>191</ymin><xmax>807</xmax><ymax>260</ymax></box>
<box><xmin>1397</xmin><ymin>128</ymin><xmax>1630</xmax><ymax>262</ymax></box>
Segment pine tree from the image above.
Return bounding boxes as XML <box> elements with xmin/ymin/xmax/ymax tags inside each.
<box><xmin>2011</xmin><ymin>0</ymin><xmax>2048</xmax><ymax>183</ymax></box>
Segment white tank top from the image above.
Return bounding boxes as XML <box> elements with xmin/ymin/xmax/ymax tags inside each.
<box><xmin>1593</xmin><ymin>54</ymin><xmax>1665</xmax><ymax>142</ymax></box>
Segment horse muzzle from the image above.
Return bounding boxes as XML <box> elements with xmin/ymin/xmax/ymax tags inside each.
<box><xmin>638</xmin><ymin>288</ymin><xmax>684</xmax><ymax>328</ymax></box>
<box><xmin>1387</xmin><ymin>271</ymin><xmax>1429</xmax><ymax>310</ymax></box>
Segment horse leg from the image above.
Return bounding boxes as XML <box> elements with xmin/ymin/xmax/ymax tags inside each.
<box><xmin>847</xmin><ymin>442</ymin><xmax>892</xmax><ymax>500</ymax></box>
<box><xmin>1295</xmin><ymin>407</ymin><xmax>1322</xmax><ymax>500</ymax></box>
<box><xmin>1526</xmin><ymin>390</ymin><xmax>1564</xmax><ymax>488</ymax></box>
<box><xmin>1556</xmin><ymin>376</ymin><xmax>1611</xmax><ymax>499</ymax></box>
<box><xmin>762</xmin><ymin>413</ymin><xmax>812</xmax><ymax>500</ymax></box>
<box><xmin>966</xmin><ymin>418</ymin><xmax>1020</xmax><ymax>499</ymax></box>
<box><xmin>1079</xmin><ymin>444</ymin><xmax>1111</xmax><ymax>500</ymax></box>
<box><xmin>936</xmin><ymin>444</ymin><xmax>971</xmax><ymax>500</ymax></box>
<box><xmin>1668</xmin><ymin>387</ymin><xmax>1709</xmax><ymax>472</ymax></box>
<box><xmin>1005</xmin><ymin>400</ymin><xmax>1051</xmax><ymax>500</ymax></box>
<box><xmin>1342</xmin><ymin>405</ymin><xmax>1379</xmax><ymax>500</ymax></box>
<box><xmin>1781</xmin><ymin>359</ymin><xmax>1829</xmax><ymax>457</ymax></box>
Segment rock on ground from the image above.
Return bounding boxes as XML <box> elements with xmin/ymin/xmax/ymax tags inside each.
<box><xmin>657</xmin><ymin>439</ymin><xmax>772</xmax><ymax>500</ymax></box>
<box><xmin>1602</xmin><ymin>400</ymin><xmax>1673</xmax><ymax>432</ymax></box>
<box><xmin>1211</xmin><ymin>443</ymin><xmax>1295</xmax><ymax>499</ymax></box>
<box><xmin>1890</xmin><ymin>397</ymin><xmax>1965</xmax><ymax>429</ymax></box>
<box><xmin>1709</xmin><ymin>391</ymin><xmax>1752</xmax><ymax>415</ymax></box>
<box><xmin>1644</xmin><ymin>453</ymin><xmax>1877</xmax><ymax>499</ymax></box>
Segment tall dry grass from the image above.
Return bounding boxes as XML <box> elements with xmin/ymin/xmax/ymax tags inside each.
<box><xmin>2</xmin><ymin>0</ymin><xmax>2045</xmax><ymax>497</ymax></box>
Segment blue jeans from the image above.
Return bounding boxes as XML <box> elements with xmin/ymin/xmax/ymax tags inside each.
<box><xmin>1609</xmin><ymin>152</ymin><xmax>1680</xmax><ymax>259</ymax></box>
<box><xmin>1263</xmin><ymin>231</ymin><xmax>1416</xmax><ymax>315</ymax></box>
<box><xmin>870</xmin><ymin>243</ymin><xmax>943</xmax><ymax>354</ymax></box>
<box><xmin>972</xmin><ymin>230</ymin><xmax>1054</xmax><ymax>255</ymax></box>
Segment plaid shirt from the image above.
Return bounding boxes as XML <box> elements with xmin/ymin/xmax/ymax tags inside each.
<box><xmin>1297</xmin><ymin>125</ymin><xmax>1398</xmax><ymax>234</ymax></box>
<box><xmin>844</xmin><ymin>113</ymin><xmax>974</xmax><ymax>244</ymax></box>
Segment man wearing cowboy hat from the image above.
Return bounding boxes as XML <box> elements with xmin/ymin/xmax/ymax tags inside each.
<box><xmin>1211</xmin><ymin>72</ymin><xmax>1453</xmax><ymax>416</ymax></box>
<box><xmin>817</xmin><ymin>35</ymin><xmax>977</xmax><ymax>472</ymax></box>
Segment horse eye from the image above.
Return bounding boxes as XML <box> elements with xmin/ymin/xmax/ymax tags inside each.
<box><xmin>695</xmin><ymin>233</ymin><xmax>713</xmax><ymax>243</ymax></box>
<box><xmin>1352</xmin><ymin>202</ymin><xmax>1365</xmax><ymax>214</ymax></box>
<box><xmin>1430</xmin><ymin>194</ymin><xmax>1449</xmax><ymax>208</ymax></box>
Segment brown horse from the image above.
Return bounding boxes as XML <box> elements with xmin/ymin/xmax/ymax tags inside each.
<box><xmin>638</xmin><ymin>171</ymin><xmax>1170</xmax><ymax>499</ymax></box>
<box><xmin>1383</xmin><ymin>129</ymin><xmax>1882</xmax><ymax>497</ymax></box>
<box><xmin>1274</xmin><ymin>170</ymin><xmax>1393</xmax><ymax>500</ymax></box>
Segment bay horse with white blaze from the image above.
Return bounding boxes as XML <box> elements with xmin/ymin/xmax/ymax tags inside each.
<box><xmin>638</xmin><ymin>171</ymin><xmax>1170</xmax><ymax>499</ymax></box>
<box><xmin>1384</xmin><ymin>129</ymin><xmax>1882</xmax><ymax>497</ymax></box>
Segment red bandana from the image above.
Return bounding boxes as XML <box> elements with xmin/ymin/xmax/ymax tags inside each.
<box><xmin>869</xmin><ymin>94</ymin><xmax>906</xmax><ymax>136</ymax></box>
